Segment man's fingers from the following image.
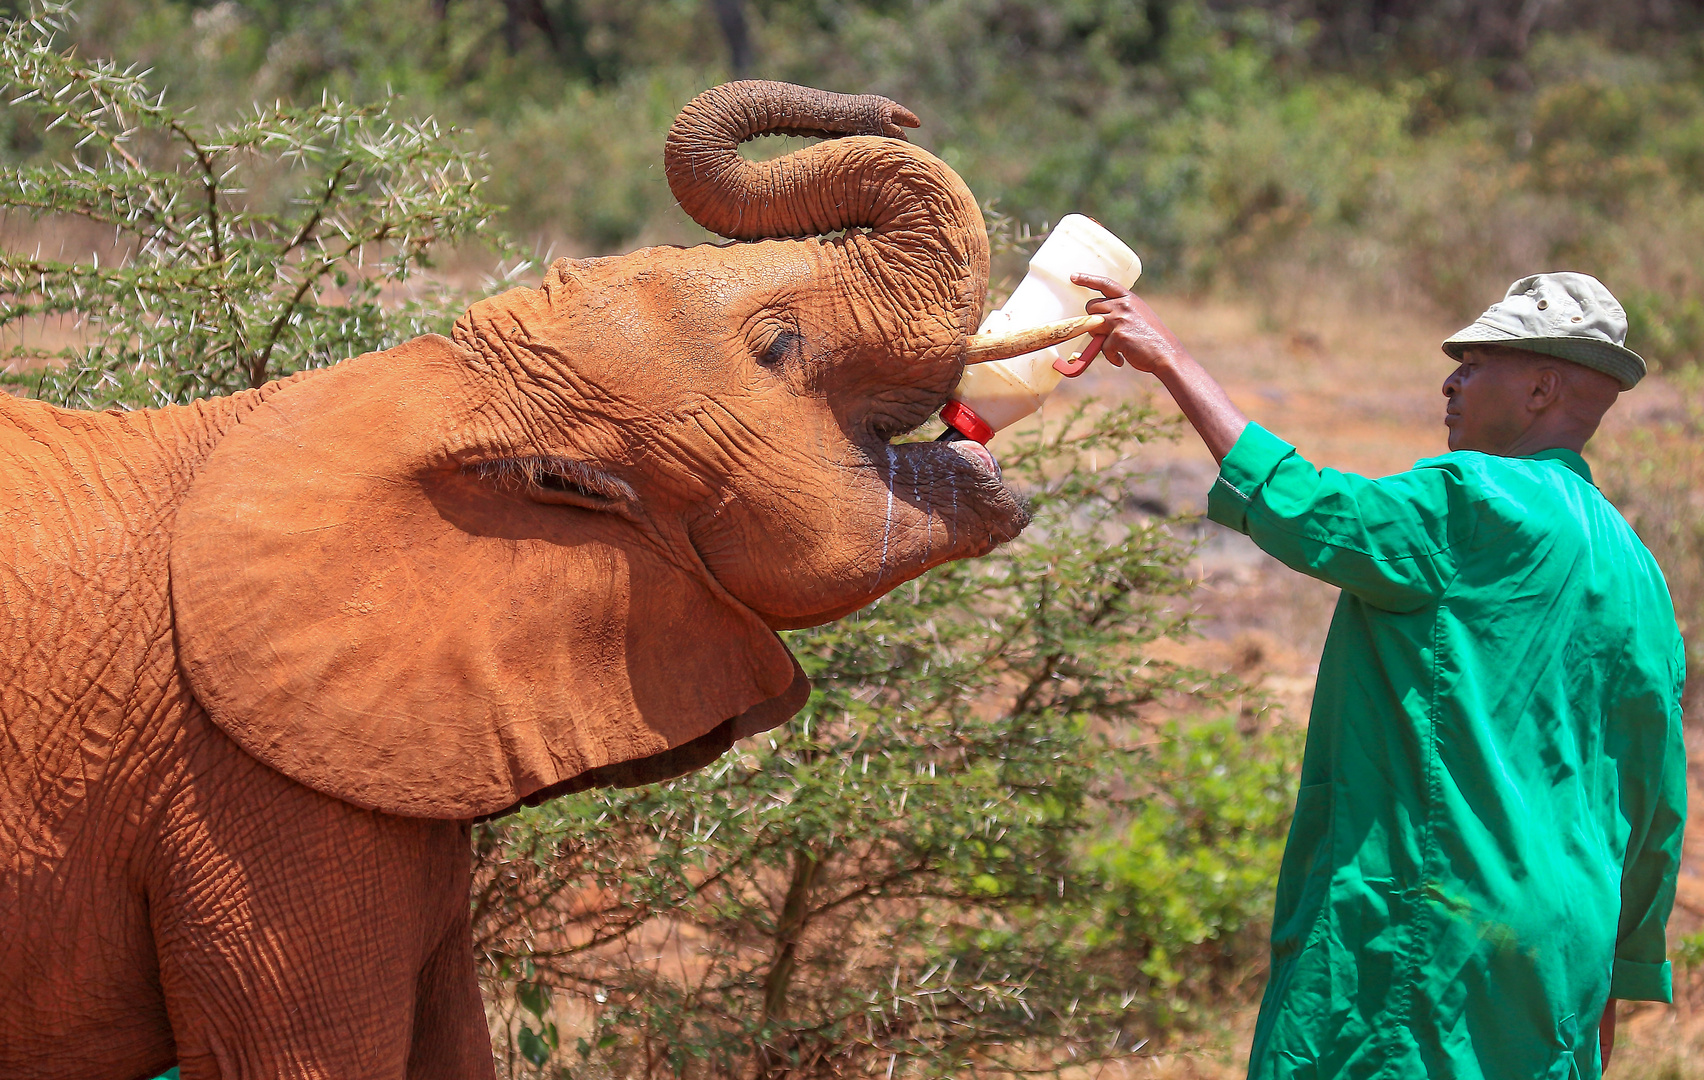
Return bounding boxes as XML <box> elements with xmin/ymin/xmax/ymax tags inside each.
<box><xmin>1097</xmin><ymin>335</ymin><xmax>1131</xmax><ymax>368</ymax></box>
<box><xmin>1072</xmin><ymin>272</ymin><xmax>1128</xmax><ymax>300</ymax></box>
<box><xmin>1080</xmin><ymin>335</ymin><xmax>1113</xmax><ymax>369</ymax></box>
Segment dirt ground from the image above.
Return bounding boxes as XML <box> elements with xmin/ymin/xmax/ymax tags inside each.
<box><xmin>1025</xmin><ymin>292</ymin><xmax>1704</xmax><ymax>1079</ymax></box>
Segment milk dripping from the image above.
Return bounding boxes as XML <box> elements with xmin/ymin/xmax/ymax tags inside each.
<box><xmin>940</xmin><ymin>215</ymin><xmax>1142</xmax><ymax>444</ymax></box>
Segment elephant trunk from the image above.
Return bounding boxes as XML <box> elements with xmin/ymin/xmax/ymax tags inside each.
<box><xmin>665</xmin><ymin>81</ymin><xmax>990</xmax><ymax>345</ymax></box>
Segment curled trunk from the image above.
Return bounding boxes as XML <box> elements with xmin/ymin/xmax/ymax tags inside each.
<box><xmin>665</xmin><ymin>80</ymin><xmax>990</xmax><ymax>350</ymax></box>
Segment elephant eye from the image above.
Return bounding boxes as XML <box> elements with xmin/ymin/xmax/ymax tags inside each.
<box><xmin>758</xmin><ymin>329</ymin><xmax>803</xmax><ymax>368</ymax></box>
<box><xmin>469</xmin><ymin>455</ymin><xmax>636</xmax><ymax>514</ymax></box>
<box><xmin>535</xmin><ymin>468</ymin><xmax>609</xmax><ymax>501</ymax></box>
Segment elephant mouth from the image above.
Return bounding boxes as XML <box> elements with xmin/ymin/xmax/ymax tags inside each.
<box><xmin>694</xmin><ymin>428</ymin><xmax>1027</xmax><ymax>633</ymax></box>
<box><xmin>947</xmin><ymin>438</ymin><xmax>1000</xmax><ymax>479</ymax></box>
<box><xmin>880</xmin><ymin>435</ymin><xmax>1027</xmax><ymax>543</ymax></box>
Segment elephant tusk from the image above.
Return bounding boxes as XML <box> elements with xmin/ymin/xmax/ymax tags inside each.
<box><xmin>961</xmin><ymin>315</ymin><xmax>1108</xmax><ymax>365</ymax></box>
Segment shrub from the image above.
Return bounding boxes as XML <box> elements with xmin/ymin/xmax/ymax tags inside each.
<box><xmin>0</xmin><ymin>3</ymin><xmax>498</xmax><ymax>409</ymax></box>
<box><xmin>473</xmin><ymin>402</ymin><xmax>1299</xmax><ymax>1078</ymax></box>
<box><xmin>1087</xmin><ymin>715</ymin><xmax>1299</xmax><ymax>1015</ymax></box>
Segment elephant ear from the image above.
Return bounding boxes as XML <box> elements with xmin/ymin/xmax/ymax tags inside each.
<box><xmin>170</xmin><ymin>335</ymin><xmax>806</xmax><ymax>820</ymax></box>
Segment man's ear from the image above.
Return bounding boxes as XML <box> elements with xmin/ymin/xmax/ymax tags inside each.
<box><xmin>170</xmin><ymin>335</ymin><xmax>806</xmax><ymax>819</ymax></box>
<box><xmin>1530</xmin><ymin>365</ymin><xmax>1563</xmax><ymax>412</ymax></box>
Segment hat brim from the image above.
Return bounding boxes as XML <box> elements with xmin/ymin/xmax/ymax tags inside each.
<box><xmin>1442</xmin><ymin>323</ymin><xmax>1646</xmax><ymax>390</ymax></box>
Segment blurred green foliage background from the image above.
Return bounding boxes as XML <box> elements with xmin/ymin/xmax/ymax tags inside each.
<box><xmin>7</xmin><ymin>1</ymin><xmax>1704</xmax><ymax>1075</ymax></box>
<box><xmin>26</xmin><ymin>0</ymin><xmax>1704</xmax><ymax>338</ymax></box>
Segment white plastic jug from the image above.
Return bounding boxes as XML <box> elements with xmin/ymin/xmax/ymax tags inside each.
<box><xmin>942</xmin><ymin>215</ymin><xmax>1142</xmax><ymax>441</ymax></box>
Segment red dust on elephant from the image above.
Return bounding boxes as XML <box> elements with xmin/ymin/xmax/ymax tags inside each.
<box><xmin>0</xmin><ymin>82</ymin><xmax>1064</xmax><ymax>1078</ymax></box>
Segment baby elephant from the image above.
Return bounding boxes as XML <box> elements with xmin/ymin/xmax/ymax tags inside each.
<box><xmin>0</xmin><ymin>81</ymin><xmax>1049</xmax><ymax>1077</ymax></box>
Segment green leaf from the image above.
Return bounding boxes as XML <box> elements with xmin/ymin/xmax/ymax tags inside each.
<box><xmin>516</xmin><ymin>1022</ymin><xmax>553</xmax><ymax>1068</ymax></box>
<box><xmin>516</xmin><ymin>980</ymin><xmax>551</xmax><ymax>1020</ymax></box>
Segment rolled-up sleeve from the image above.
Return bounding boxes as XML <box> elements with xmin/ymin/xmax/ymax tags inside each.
<box><xmin>1206</xmin><ymin>424</ymin><xmax>1470</xmax><ymax>612</ymax></box>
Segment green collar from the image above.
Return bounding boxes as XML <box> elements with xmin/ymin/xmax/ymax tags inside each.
<box><xmin>1523</xmin><ymin>447</ymin><xmax>1594</xmax><ymax>484</ymax></box>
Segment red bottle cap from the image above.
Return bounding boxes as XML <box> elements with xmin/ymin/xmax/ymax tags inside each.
<box><xmin>940</xmin><ymin>400</ymin><xmax>994</xmax><ymax>443</ymax></box>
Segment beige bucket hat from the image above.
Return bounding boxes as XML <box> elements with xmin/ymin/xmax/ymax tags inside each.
<box><xmin>1442</xmin><ymin>272</ymin><xmax>1646</xmax><ymax>390</ymax></box>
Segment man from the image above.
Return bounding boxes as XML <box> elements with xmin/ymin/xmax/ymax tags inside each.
<box><xmin>1074</xmin><ymin>270</ymin><xmax>1686</xmax><ymax>1079</ymax></box>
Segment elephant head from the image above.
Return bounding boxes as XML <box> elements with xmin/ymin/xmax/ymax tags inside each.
<box><xmin>168</xmin><ymin>81</ymin><xmax>1032</xmax><ymax>820</ymax></box>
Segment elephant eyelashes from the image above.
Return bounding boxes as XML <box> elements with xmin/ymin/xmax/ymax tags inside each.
<box><xmin>757</xmin><ymin>329</ymin><xmax>803</xmax><ymax>368</ymax></box>
<box><xmin>470</xmin><ymin>456</ymin><xmax>635</xmax><ymax>512</ymax></box>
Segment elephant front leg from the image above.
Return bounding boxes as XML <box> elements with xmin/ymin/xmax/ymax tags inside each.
<box><xmin>150</xmin><ymin>730</ymin><xmax>494</xmax><ymax>1079</ymax></box>
<box><xmin>158</xmin><ymin>920</ymin><xmax>495</xmax><ymax>1080</ymax></box>
<box><xmin>407</xmin><ymin>908</ymin><xmax>498</xmax><ymax>1080</ymax></box>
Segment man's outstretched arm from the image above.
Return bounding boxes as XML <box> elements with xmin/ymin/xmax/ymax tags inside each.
<box><xmin>1074</xmin><ymin>273</ymin><xmax>1469</xmax><ymax>612</ymax></box>
<box><xmin>1073</xmin><ymin>273</ymin><xmax>1248</xmax><ymax>461</ymax></box>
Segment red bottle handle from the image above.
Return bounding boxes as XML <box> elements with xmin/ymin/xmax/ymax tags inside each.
<box><xmin>1052</xmin><ymin>335</ymin><xmax>1106</xmax><ymax>378</ymax></box>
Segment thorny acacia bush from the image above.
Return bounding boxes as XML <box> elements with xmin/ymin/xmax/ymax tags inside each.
<box><xmin>0</xmin><ymin>4</ymin><xmax>497</xmax><ymax>409</ymax></box>
<box><xmin>473</xmin><ymin>402</ymin><xmax>1301</xmax><ymax>1079</ymax></box>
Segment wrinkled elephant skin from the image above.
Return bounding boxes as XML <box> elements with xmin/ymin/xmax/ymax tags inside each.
<box><xmin>0</xmin><ymin>82</ymin><xmax>1024</xmax><ymax>1077</ymax></box>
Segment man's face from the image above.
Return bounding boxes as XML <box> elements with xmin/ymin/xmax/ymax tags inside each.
<box><xmin>1441</xmin><ymin>348</ymin><xmax>1545</xmax><ymax>453</ymax></box>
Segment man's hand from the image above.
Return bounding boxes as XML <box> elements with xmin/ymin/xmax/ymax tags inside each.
<box><xmin>1071</xmin><ymin>273</ymin><xmax>1191</xmax><ymax>373</ymax></box>
<box><xmin>1070</xmin><ymin>273</ymin><xmax>1251</xmax><ymax>463</ymax></box>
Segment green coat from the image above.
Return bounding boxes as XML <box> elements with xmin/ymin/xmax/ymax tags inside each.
<box><xmin>1207</xmin><ymin>424</ymin><xmax>1686</xmax><ymax>1080</ymax></box>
